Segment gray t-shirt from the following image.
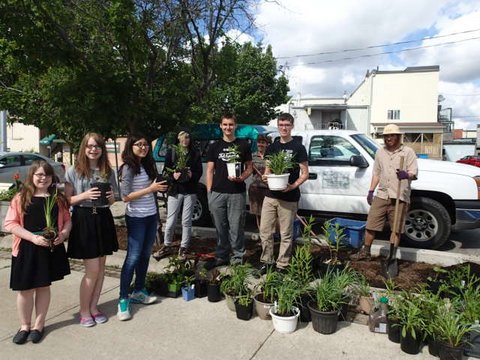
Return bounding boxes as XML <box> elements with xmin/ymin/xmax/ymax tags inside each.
<box><xmin>66</xmin><ymin>166</ymin><xmax>118</xmax><ymax>207</ymax></box>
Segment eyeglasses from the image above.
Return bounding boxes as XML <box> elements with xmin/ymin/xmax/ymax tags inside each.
<box><xmin>133</xmin><ymin>143</ymin><xmax>150</xmax><ymax>149</ymax></box>
<box><xmin>34</xmin><ymin>173</ymin><xmax>52</xmax><ymax>178</ymax></box>
<box><xmin>86</xmin><ymin>144</ymin><xmax>102</xmax><ymax>150</ymax></box>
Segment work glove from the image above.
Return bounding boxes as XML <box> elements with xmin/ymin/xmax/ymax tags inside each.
<box><xmin>396</xmin><ymin>170</ymin><xmax>409</xmax><ymax>180</ymax></box>
<box><xmin>367</xmin><ymin>190</ymin><xmax>374</xmax><ymax>205</ymax></box>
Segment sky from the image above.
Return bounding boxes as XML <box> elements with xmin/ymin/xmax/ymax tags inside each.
<box><xmin>244</xmin><ymin>0</ymin><xmax>480</xmax><ymax>130</ymax></box>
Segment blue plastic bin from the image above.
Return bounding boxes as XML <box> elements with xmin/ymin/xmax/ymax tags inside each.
<box><xmin>328</xmin><ymin>218</ymin><xmax>366</xmax><ymax>249</ymax></box>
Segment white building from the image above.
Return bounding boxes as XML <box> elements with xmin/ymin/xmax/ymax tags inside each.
<box><xmin>280</xmin><ymin>66</ymin><xmax>445</xmax><ymax>159</ymax></box>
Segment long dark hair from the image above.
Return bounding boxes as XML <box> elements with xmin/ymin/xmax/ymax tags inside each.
<box><xmin>121</xmin><ymin>133</ymin><xmax>157</xmax><ymax>180</ymax></box>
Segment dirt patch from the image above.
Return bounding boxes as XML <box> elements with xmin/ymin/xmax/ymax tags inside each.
<box><xmin>115</xmin><ymin>225</ymin><xmax>479</xmax><ymax>291</ymax></box>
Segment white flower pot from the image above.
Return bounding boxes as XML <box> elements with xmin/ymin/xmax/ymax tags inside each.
<box><xmin>227</xmin><ymin>162</ymin><xmax>241</xmax><ymax>178</ymax></box>
<box><xmin>267</xmin><ymin>173</ymin><xmax>290</xmax><ymax>191</ymax></box>
<box><xmin>269</xmin><ymin>306</ymin><xmax>300</xmax><ymax>334</ymax></box>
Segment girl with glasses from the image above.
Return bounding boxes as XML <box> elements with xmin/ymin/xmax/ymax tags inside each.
<box><xmin>117</xmin><ymin>133</ymin><xmax>167</xmax><ymax>321</ymax></box>
<box><xmin>4</xmin><ymin>161</ymin><xmax>71</xmax><ymax>344</ymax></box>
<box><xmin>64</xmin><ymin>132</ymin><xmax>119</xmax><ymax>327</ymax></box>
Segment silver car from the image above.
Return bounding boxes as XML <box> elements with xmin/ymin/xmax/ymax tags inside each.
<box><xmin>0</xmin><ymin>152</ymin><xmax>66</xmax><ymax>185</ymax></box>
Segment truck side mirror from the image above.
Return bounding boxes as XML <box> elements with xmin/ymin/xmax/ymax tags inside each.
<box><xmin>350</xmin><ymin>155</ymin><xmax>369</xmax><ymax>168</ymax></box>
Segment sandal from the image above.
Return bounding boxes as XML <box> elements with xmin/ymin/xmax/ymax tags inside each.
<box><xmin>152</xmin><ymin>245</ymin><xmax>172</xmax><ymax>261</ymax></box>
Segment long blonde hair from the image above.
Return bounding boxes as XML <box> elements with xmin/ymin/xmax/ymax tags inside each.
<box><xmin>75</xmin><ymin>132</ymin><xmax>113</xmax><ymax>179</ymax></box>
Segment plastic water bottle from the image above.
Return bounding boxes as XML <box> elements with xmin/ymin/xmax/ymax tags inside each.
<box><xmin>368</xmin><ymin>296</ymin><xmax>388</xmax><ymax>333</ymax></box>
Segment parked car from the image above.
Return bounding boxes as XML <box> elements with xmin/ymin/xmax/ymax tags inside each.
<box><xmin>0</xmin><ymin>152</ymin><xmax>66</xmax><ymax>184</ymax></box>
<box><xmin>457</xmin><ymin>155</ymin><xmax>480</xmax><ymax>167</ymax></box>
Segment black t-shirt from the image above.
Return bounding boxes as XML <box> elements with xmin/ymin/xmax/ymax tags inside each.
<box><xmin>265</xmin><ymin>138</ymin><xmax>308</xmax><ymax>202</ymax></box>
<box><xmin>207</xmin><ymin>138</ymin><xmax>252</xmax><ymax>194</ymax></box>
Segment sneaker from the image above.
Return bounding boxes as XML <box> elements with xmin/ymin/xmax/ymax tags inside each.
<box><xmin>92</xmin><ymin>312</ymin><xmax>108</xmax><ymax>324</ymax></box>
<box><xmin>178</xmin><ymin>247</ymin><xmax>187</xmax><ymax>260</ymax></box>
<box><xmin>351</xmin><ymin>247</ymin><xmax>371</xmax><ymax>261</ymax></box>
<box><xmin>117</xmin><ymin>299</ymin><xmax>132</xmax><ymax>321</ymax></box>
<box><xmin>79</xmin><ymin>316</ymin><xmax>96</xmax><ymax>327</ymax></box>
<box><xmin>130</xmin><ymin>288</ymin><xmax>158</xmax><ymax>305</ymax></box>
<box><xmin>152</xmin><ymin>245</ymin><xmax>173</xmax><ymax>261</ymax></box>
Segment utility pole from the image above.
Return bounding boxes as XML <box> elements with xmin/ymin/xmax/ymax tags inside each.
<box><xmin>0</xmin><ymin>110</ymin><xmax>7</xmax><ymax>152</ymax></box>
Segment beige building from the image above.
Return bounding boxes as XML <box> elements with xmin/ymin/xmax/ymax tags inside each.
<box><xmin>284</xmin><ymin>66</ymin><xmax>444</xmax><ymax>159</ymax></box>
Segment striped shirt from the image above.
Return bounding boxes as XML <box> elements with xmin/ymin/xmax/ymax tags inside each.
<box><xmin>121</xmin><ymin>165</ymin><xmax>157</xmax><ymax>218</ymax></box>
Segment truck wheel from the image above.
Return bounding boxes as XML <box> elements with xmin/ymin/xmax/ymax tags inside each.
<box><xmin>402</xmin><ymin>197</ymin><xmax>451</xmax><ymax>249</ymax></box>
<box><xmin>192</xmin><ymin>189</ymin><xmax>211</xmax><ymax>227</ymax></box>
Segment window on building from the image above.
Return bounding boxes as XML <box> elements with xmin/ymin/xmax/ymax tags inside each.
<box><xmin>387</xmin><ymin>110</ymin><xmax>400</xmax><ymax>120</ymax></box>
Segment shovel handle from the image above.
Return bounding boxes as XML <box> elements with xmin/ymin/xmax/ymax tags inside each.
<box><xmin>392</xmin><ymin>156</ymin><xmax>405</xmax><ymax>237</ymax></box>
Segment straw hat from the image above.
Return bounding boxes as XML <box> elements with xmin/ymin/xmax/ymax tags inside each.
<box><xmin>382</xmin><ymin>124</ymin><xmax>403</xmax><ymax>135</ymax></box>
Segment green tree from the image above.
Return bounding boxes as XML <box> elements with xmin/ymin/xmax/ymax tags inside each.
<box><xmin>0</xmin><ymin>0</ymin><xmax>288</xmax><ymax>145</ymax></box>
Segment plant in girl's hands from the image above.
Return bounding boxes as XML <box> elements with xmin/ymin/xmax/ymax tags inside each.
<box><xmin>43</xmin><ymin>188</ymin><xmax>58</xmax><ymax>252</ymax></box>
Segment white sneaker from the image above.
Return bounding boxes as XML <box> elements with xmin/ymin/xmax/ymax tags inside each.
<box><xmin>130</xmin><ymin>289</ymin><xmax>158</xmax><ymax>305</ymax></box>
<box><xmin>117</xmin><ymin>299</ymin><xmax>132</xmax><ymax>321</ymax></box>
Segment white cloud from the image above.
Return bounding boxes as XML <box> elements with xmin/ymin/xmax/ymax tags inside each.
<box><xmin>255</xmin><ymin>0</ymin><xmax>480</xmax><ymax>129</ymax></box>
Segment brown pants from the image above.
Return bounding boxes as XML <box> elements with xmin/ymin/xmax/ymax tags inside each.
<box><xmin>366</xmin><ymin>197</ymin><xmax>408</xmax><ymax>234</ymax></box>
<box><xmin>259</xmin><ymin>196</ymin><xmax>298</xmax><ymax>269</ymax></box>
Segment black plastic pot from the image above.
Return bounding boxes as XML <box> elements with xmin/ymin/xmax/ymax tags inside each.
<box><xmin>308</xmin><ymin>301</ymin><xmax>339</xmax><ymax>335</ymax></box>
<box><xmin>427</xmin><ymin>336</ymin><xmax>440</xmax><ymax>357</ymax></box>
<box><xmin>465</xmin><ymin>327</ymin><xmax>480</xmax><ymax>358</ymax></box>
<box><xmin>195</xmin><ymin>279</ymin><xmax>208</xmax><ymax>298</ymax></box>
<box><xmin>298</xmin><ymin>293</ymin><xmax>313</xmax><ymax>323</ymax></box>
<box><xmin>438</xmin><ymin>342</ymin><xmax>464</xmax><ymax>360</ymax></box>
<box><xmin>387</xmin><ymin>317</ymin><xmax>401</xmax><ymax>344</ymax></box>
<box><xmin>400</xmin><ymin>331</ymin><xmax>422</xmax><ymax>355</ymax></box>
<box><xmin>338</xmin><ymin>303</ymin><xmax>349</xmax><ymax>322</ymax></box>
<box><xmin>235</xmin><ymin>301</ymin><xmax>254</xmax><ymax>321</ymax></box>
<box><xmin>91</xmin><ymin>182</ymin><xmax>111</xmax><ymax>206</ymax></box>
<box><xmin>177</xmin><ymin>168</ymin><xmax>190</xmax><ymax>183</ymax></box>
<box><xmin>207</xmin><ymin>283</ymin><xmax>222</xmax><ymax>302</ymax></box>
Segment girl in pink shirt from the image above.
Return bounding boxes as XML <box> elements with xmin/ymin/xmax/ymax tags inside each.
<box><xmin>4</xmin><ymin>161</ymin><xmax>71</xmax><ymax>345</ymax></box>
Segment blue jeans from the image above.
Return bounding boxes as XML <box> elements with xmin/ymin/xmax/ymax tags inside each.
<box><xmin>119</xmin><ymin>214</ymin><xmax>158</xmax><ymax>299</ymax></box>
<box><xmin>208</xmin><ymin>191</ymin><xmax>246</xmax><ymax>264</ymax></box>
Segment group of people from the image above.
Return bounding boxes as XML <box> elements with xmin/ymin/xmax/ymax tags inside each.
<box><xmin>5</xmin><ymin>112</ymin><xmax>417</xmax><ymax>345</ymax></box>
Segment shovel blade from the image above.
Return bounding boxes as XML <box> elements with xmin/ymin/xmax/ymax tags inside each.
<box><xmin>381</xmin><ymin>258</ymin><xmax>399</xmax><ymax>279</ymax></box>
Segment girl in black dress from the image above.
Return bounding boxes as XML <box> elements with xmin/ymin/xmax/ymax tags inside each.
<box><xmin>4</xmin><ymin>161</ymin><xmax>71</xmax><ymax>344</ymax></box>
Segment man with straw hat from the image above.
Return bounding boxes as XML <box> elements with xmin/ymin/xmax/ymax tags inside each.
<box><xmin>351</xmin><ymin>124</ymin><xmax>418</xmax><ymax>275</ymax></box>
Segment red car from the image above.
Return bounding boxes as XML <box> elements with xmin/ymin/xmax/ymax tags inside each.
<box><xmin>456</xmin><ymin>155</ymin><xmax>480</xmax><ymax>167</ymax></box>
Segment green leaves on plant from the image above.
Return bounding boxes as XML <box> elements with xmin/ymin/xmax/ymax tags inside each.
<box><xmin>266</xmin><ymin>150</ymin><xmax>295</xmax><ymax>175</ymax></box>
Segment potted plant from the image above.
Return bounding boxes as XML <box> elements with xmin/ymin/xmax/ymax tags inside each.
<box><xmin>269</xmin><ymin>278</ymin><xmax>302</xmax><ymax>334</ymax></box>
<box><xmin>463</xmin><ymin>285</ymin><xmax>480</xmax><ymax>357</ymax></box>
<box><xmin>308</xmin><ymin>269</ymin><xmax>346</xmax><ymax>334</ymax></box>
<box><xmin>226</xmin><ymin>144</ymin><xmax>241</xmax><ymax>178</ymax></box>
<box><xmin>220</xmin><ymin>264</ymin><xmax>253</xmax><ymax>312</ymax></box>
<box><xmin>287</xmin><ymin>235</ymin><xmax>314</xmax><ymax>323</ymax></box>
<box><xmin>234</xmin><ymin>291</ymin><xmax>254</xmax><ymax>321</ymax></box>
<box><xmin>207</xmin><ymin>269</ymin><xmax>223</xmax><ymax>303</ymax></box>
<box><xmin>91</xmin><ymin>172</ymin><xmax>111</xmax><ymax>207</ymax></box>
<box><xmin>164</xmin><ymin>256</ymin><xmax>193</xmax><ymax>298</ymax></box>
<box><xmin>384</xmin><ymin>280</ymin><xmax>403</xmax><ymax>344</ymax></box>
<box><xmin>195</xmin><ymin>268</ymin><xmax>209</xmax><ymax>298</ymax></box>
<box><xmin>265</xmin><ymin>150</ymin><xmax>295</xmax><ymax>190</ymax></box>
<box><xmin>181</xmin><ymin>274</ymin><xmax>196</xmax><ymax>301</ymax></box>
<box><xmin>253</xmin><ymin>267</ymin><xmax>282</xmax><ymax>320</ymax></box>
<box><xmin>316</xmin><ymin>221</ymin><xmax>346</xmax><ymax>275</ymax></box>
<box><xmin>398</xmin><ymin>292</ymin><xmax>426</xmax><ymax>355</ymax></box>
<box><xmin>43</xmin><ymin>188</ymin><xmax>58</xmax><ymax>252</ymax></box>
<box><xmin>165</xmin><ymin>144</ymin><xmax>190</xmax><ymax>183</ymax></box>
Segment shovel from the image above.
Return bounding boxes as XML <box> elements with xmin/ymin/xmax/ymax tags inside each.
<box><xmin>382</xmin><ymin>156</ymin><xmax>405</xmax><ymax>278</ymax></box>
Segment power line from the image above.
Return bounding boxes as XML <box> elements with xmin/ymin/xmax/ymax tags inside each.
<box><xmin>443</xmin><ymin>93</ymin><xmax>480</xmax><ymax>97</ymax></box>
<box><xmin>281</xmin><ymin>36</ymin><xmax>480</xmax><ymax>67</ymax></box>
<box><xmin>276</xmin><ymin>27</ymin><xmax>480</xmax><ymax>59</ymax></box>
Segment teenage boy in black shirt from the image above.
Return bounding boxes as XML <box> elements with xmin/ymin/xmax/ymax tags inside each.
<box><xmin>205</xmin><ymin>114</ymin><xmax>253</xmax><ymax>268</ymax></box>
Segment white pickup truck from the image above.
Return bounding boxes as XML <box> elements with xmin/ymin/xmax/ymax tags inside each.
<box><xmin>154</xmin><ymin>127</ymin><xmax>480</xmax><ymax>249</ymax></box>
<box><xmin>290</xmin><ymin>130</ymin><xmax>480</xmax><ymax>249</ymax></box>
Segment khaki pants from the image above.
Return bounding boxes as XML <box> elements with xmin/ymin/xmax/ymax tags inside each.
<box><xmin>259</xmin><ymin>196</ymin><xmax>298</xmax><ymax>269</ymax></box>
